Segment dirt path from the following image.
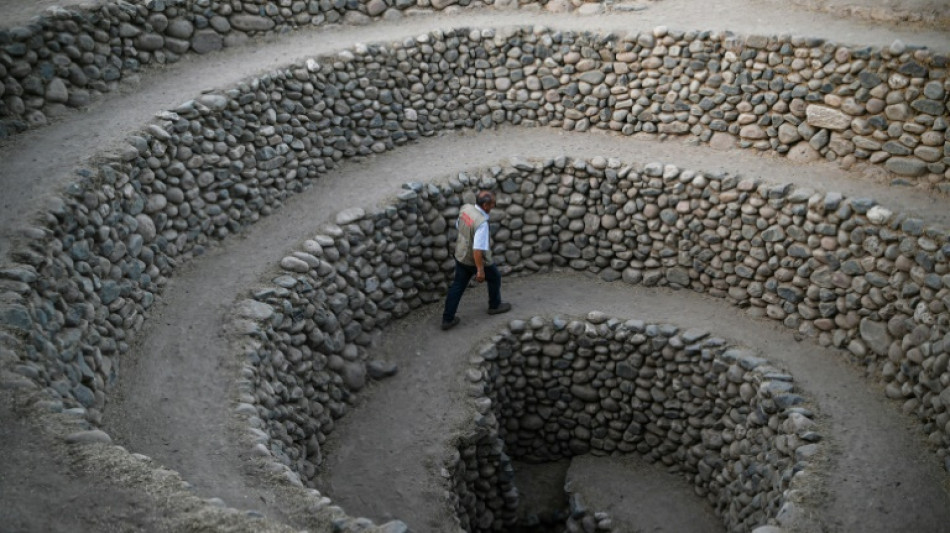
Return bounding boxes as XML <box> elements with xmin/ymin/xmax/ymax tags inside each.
<box><xmin>1</xmin><ymin>2</ymin><xmax>949</xmax><ymax>532</ymax></box>
<box><xmin>318</xmin><ymin>274</ymin><xmax>950</xmax><ymax>532</ymax></box>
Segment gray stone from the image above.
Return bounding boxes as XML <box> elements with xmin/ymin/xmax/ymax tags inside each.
<box><xmin>805</xmin><ymin>105</ymin><xmax>851</xmax><ymax>130</ymax></box>
<box><xmin>666</xmin><ymin>267</ymin><xmax>690</xmax><ymax>286</ymax></box>
<box><xmin>570</xmin><ymin>384</ymin><xmax>599</xmax><ymax>402</ymax></box>
<box><xmin>191</xmin><ymin>30</ymin><xmax>223</xmax><ymax>54</ymax></box>
<box><xmin>235</xmin><ymin>300</ymin><xmax>274</xmax><ymax>321</ymax></box>
<box><xmin>45</xmin><ymin>78</ymin><xmax>68</xmax><ymax>103</ymax></box>
<box><xmin>859</xmin><ymin>318</ymin><xmax>891</xmax><ymax>356</ymax></box>
<box><xmin>231</xmin><ymin>15</ymin><xmax>276</xmax><ymax>32</ymax></box>
<box><xmin>923</xmin><ymin>81</ymin><xmax>945</xmax><ymax>100</ymax></box>
<box><xmin>342</xmin><ymin>362</ymin><xmax>366</xmax><ymax>390</ymax></box>
<box><xmin>0</xmin><ymin>305</ymin><xmax>32</xmax><ymax>332</ymax></box>
<box><xmin>885</xmin><ymin>157</ymin><xmax>927</xmax><ymax>177</ymax></box>
<box><xmin>336</xmin><ymin>207</ymin><xmax>365</xmax><ymax>225</ymax></box>
<box><xmin>366</xmin><ymin>0</ymin><xmax>388</xmax><ymax>16</ymax></box>
<box><xmin>577</xmin><ymin>71</ymin><xmax>605</xmax><ymax>85</ymax></box>
<box><xmin>761</xmin><ymin>225</ymin><xmax>786</xmax><ymax>242</ymax></box>
<box><xmin>367</xmin><ymin>360</ymin><xmax>398</xmax><ymax>379</ymax></box>
<box><xmin>135</xmin><ymin>33</ymin><xmax>165</xmax><ymax>51</ymax></box>
<box><xmin>911</xmin><ymin>99</ymin><xmax>946</xmax><ymax>116</ymax></box>
<box><xmin>196</xmin><ymin>94</ymin><xmax>228</xmax><ymax>111</ymax></box>
<box><xmin>65</xmin><ymin>429</ymin><xmax>112</xmax><ymax>445</ymax></box>
<box><xmin>786</xmin><ymin>142</ymin><xmax>820</xmax><ymax>162</ymax></box>
<box><xmin>165</xmin><ymin>19</ymin><xmax>194</xmax><ymax>39</ymax></box>
<box><xmin>280</xmin><ymin>256</ymin><xmax>311</xmax><ymax>273</ymax></box>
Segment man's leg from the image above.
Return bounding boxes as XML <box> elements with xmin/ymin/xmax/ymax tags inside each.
<box><xmin>484</xmin><ymin>263</ymin><xmax>503</xmax><ymax>310</ymax></box>
<box><xmin>443</xmin><ymin>261</ymin><xmax>476</xmax><ymax>324</ymax></box>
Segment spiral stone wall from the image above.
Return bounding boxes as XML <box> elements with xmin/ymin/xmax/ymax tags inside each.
<box><xmin>2</xmin><ymin>17</ymin><xmax>948</xmax><ymax>188</ymax></box>
<box><xmin>0</xmin><ymin>15</ymin><xmax>947</xmax><ymax>533</ymax></box>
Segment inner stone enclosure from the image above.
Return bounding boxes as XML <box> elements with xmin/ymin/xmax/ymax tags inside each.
<box><xmin>239</xmin><ymin>156</ymin><xmax>943</xmax><ymax>531</ymax></box>
<box><xmin>1</xmin><ymin>4</ymin><xmax>949</xmax><ymax>533</ymax></box>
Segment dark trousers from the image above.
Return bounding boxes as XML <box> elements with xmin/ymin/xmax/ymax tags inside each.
<box><xmin>442</xmin><ymin>260</ymin><xmax>502</xmax><ymax>323</ymax></box>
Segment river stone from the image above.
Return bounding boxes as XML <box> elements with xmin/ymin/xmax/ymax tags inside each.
<box><xmin>197</xmin><ymin>94</ymin><xmax>228</xmax><ymax>111</ymax></box>
<box><xmin>135</xmin><ymin>214</ymin><xmax>157</xmax><ymax>242</ymax></box>
<box><xmin>859</xmin><ymin>318</ymin><xmax>891</xmax><ymax>356</ymax></box>
<box><xmin>367</xmin><ymin>360</ymin><xmax>397</xmax><ymax>379</ymax></box>
<box><xmin>885</xmin><ymin>157</ymin><xmax>927</xmax><ymax>177</ymax></box>
<box><xmin>280</xmin><ymin>255</ymin><xmax>310</xmax><ymax>274</ymax></box>
<box><xmin>740</xmin><ymin>124</ymin><xmax>766</xmax><ymax>139</ymax></box>
<box><xmin>231</xmin><ymin>15</ymin><xmax>276</xmax><ymax>32</ymax></box>
<box><xmin>235</xmin><ymin>300</ymin><xmax>274</xmax><ymax>321</ymax></box>
<box><xmin>762</xmin><ymin>225</ymin><xmax>786</xmax><ymax>242</ymax></box>
<box><xmin>45</xmin><ymin>77</ymin><xmax>68</xmax><ymax>103</ymax></box>
<box><xmin>0</xmin><ymin>305</ymin><xmax>32</xmax><ymax>332</ymax></box>
<box><xmin>191</xmin><ymin>30</ymin><xmax>223</xmax><ymax>54</ymax></box>
<box><xmin>806</xmin><ymin>105</ymin><xmax>850</xmax><ymax>130</ymax></box>
<box><xmin>578</xmin><ymin>71</ymin><xmax>605</xmax><ymax>85</ymax></box>
<box><xmin>336</xmin><ymin>207</ymin><xmax>365</xmax><ymax>225</ymax></box>
<box><xmin>570</xmin><ymin>384</ymin><xmax>599</xmax><ymax>402</ymax></box>
<box><xmin>166</xmin><ymin>19</ymin><xmax>194</xmax><ymax>39</ymax></box>
<box><xmin>366</xmin><ymin>0</ymin><xmax>387</xmax><ymax>15</ymax></box>
<box><xmin>709</xmin><ymin>132</ymin><xmax>736</xmax><ymax>150</ymax></box>
<box><xmin>342</xmin><ymin>362</ymin><xmax>366</xmax><ymax>390</ymax></box>
<box><xmin>666</xmin><ymin>267</ymin><xmax>690</xmax><ymax>286</ymax></box>
<box><xmin>866</xmin><ymin>206</ymin><xmax>892</xmax><ymax>224</ymax></box>
<box><xmin>786</xmin><ymin>142</ymin><xmax>820</xmax><ymax>162</ymax></box>
<box><xmin>135</xmin><ymin>33</ymin><xmax>165</xmax><ymax>51</ymax></box>
<box><xmin>65</xmin><ymin>429</ymin><xmax>112</xmax><ymax>445</ymax></box>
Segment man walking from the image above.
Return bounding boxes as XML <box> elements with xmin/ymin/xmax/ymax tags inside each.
<box><xmin>441</xmin><ymin>190</ymin><xmax>512</xmax><ymax>330</ymax></box>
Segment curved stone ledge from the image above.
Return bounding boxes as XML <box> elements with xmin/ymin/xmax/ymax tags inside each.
<box><xmin>1</xmin><ymin>22</ymin><xmax>947</xmax><ymax>188</ymax></box>
<box><xmin>449</xmin><ymin>314</ymin><xmax>819</xmax><ymax>532</ymax></box>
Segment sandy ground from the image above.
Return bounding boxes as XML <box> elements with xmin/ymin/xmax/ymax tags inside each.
<box><xmin>1</xmin><ymin>2</ymin><xmax>949</xmax><ymax>533</ymax></box>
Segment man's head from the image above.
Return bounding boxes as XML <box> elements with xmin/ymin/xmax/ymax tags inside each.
<box><xmin>475</xmin><ymin>190</ymin><xmax>496</xmax><ymax>213</ymax></box>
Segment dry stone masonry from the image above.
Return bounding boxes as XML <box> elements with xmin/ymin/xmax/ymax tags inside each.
<box><xmin>233</xmin><ymin>153</ymin><xmax>948</xmax><ymax>529</ymax></box>
<box><xmin>1</xmin><ymin>14</ymin><xmax>948</xmax><ymax>189</ymax></box>
<box><xmin>0</xmin><ymin>13</ymin><xmax>947</xmax><ymax>533</ymax></box>
<box><xmin>458</xmin><ymin>314</ymin><xmax>818</xmax><ymax>532</ymax></box>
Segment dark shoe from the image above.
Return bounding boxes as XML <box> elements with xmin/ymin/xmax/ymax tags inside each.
<box><xmin>488</xmin><ymin>302</ymin><xmax>512</xmax><ymax>315</ymax></box>
<box><xmin>441</xmin><ymin>317</ymin><xmax>460</xmax><ymax>330</ymax></box>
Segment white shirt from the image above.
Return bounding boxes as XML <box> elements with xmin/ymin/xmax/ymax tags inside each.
<box><xmin>458</xmin><ymin>204</ymin><xmax>490</xmax><ymax>251</ymax></box>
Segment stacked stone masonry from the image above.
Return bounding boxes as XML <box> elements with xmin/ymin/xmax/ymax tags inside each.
<box><xmin>1</xmin><ymin>10</ymin><xmax>948</xmax><ymax>189</ymax></box>
<box><xmin>0</xmin><ymin>19</ymin><xmax>947</xmax><ymax>533</ymax></box>
<box><xmin>466</xmin><ymin>315</ymin><xmax>818</xmax><ymax>532</ymax></box>
<box><xmin>237</xmin><ymin>177</ymin><xmax>822</xmax><ymax>531</ymax></box>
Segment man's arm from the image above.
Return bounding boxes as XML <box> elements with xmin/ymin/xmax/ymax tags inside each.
<box><xmin>473</xmin><ymin>250</ymin><xmax>485</xmax><ymax>282</ymax></box>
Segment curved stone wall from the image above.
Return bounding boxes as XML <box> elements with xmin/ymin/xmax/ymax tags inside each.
<box><xmin>232</xmin><ymin>187</ymin><xmax>823</xmax><ymax>531</ymax></box>
<box><xmin>2</xmin><ymin>20</ymin><xmax>948</xmax><ymax>188</ymax></box>
<box><xmin>455</xmin><ymin>315</ymin><xmax>818</xmax><ymax>532</ymax></box>
<box><xmin>0</xmin><ymin>22</ymin><xmax>946</xmax><ymax>533</ymax></box>
<box><xmin>0</xmin><ymin>0</ymin><xmax>495</xmax><ymax>135</ymax></box>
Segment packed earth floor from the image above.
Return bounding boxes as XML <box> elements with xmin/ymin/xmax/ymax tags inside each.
<box><xmin>1</xmin><ymin>0</ymin><xmax>949</xmax><ymax>532</ymax></box>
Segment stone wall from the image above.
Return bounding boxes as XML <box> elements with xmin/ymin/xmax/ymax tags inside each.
<box><xmin>0</xmin><ymin>24</ymin><xmax>947</xmax><ymax>533</ymax></box>
<box><xmin>2</xmin><ymin>16</ymin><xmax>948</xmax><ymax>188</ymax></box>
<box><xmin>234</xmin><ymin>155</ymin><xmax>948</xmax><ymax>528</ymax></box>
<box><xmin>0</xmin><ymin>0</ymin><xmax>496</xmax><ymax>136</ymax></box>
<box><xmin>471</xmin><ymin>315</ymin><xmax>816</xmax><ymax>532</ymax></box>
